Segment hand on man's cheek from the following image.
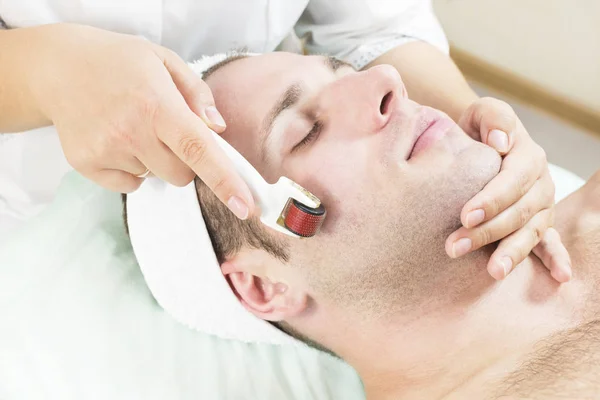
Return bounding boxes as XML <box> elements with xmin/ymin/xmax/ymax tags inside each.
<box><xmin>446</xmin><ymin>98</ymin><xmax>572</xmax><ymax>283</ymax></box>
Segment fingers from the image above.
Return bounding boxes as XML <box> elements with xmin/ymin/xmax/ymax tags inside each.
<box><xmin>86</xmin><ymin>169</ymin><xmax>145</xmax><ymax>193</ymax></box>
<box><xmin>151</xmin><ymin>48</ymin><xmax>254</xmax><ymax>219</ymax></box>
<box><xmin>158</xmin><ymin>48</ymin><xmax>227</xmax><ymax>133</ymax></box>
<box><xmin>447</xmin><ymin>174</ymin><xmax>553</xmax><ymax>258</ymax></box>
<box><xmin>532</xmin><ymin>228</ymin><xmax>572</xmax><ymax>283</ymax></box>
<box><xmin>486</xmin><ymin>208</ymin><xmax>553</xmax><ymax>280</ymax></box>
<box><xmin>136</xmin><ymin>138</ymin><xmax>195</xmax><ymax>186</ymax></box>
<box><xmin>460</xmin><ymin>147</ymin><xmax>548</xmax><ymax>229</ymax></box>
<box><xmin>95</xmin><ymin>153</ymin><xmax>148</xmax><ymax>177</ymax></box>
<box><xmin>459</xmin><ymin>97</ymin><xmax>517</xmax><ymax>154</ymax></box>
<box><xmin>159</xmin><ymin>107</ymin><xmax>255</xmax><ymax>219</ymax></box>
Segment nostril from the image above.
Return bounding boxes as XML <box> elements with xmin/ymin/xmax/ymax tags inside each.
<box><xmin>380</xmin><ymin>91</ymin><xmax>393</xmax><ymax>115</ymax></box>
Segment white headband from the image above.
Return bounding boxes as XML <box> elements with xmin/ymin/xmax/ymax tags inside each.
<box><xmin>126</xmin><ymin>53</ymin><xmax>300</xmax><ymax>346</ymax></box>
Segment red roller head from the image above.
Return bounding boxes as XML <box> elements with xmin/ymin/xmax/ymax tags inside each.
<box><xmin>283</xmin><ymin>199</ymin><xmax>326</xmax><ymax>237</ymax></box>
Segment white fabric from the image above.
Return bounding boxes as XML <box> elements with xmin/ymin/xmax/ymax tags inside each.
<box><xmin>548</xmin><ymin>163</ymin><xmax>586</xmax><ymax>202</ymax></box>
<box><xmin>0</xmin><ymin>0</ymin><xmax>446</xmax><ymax>243</ymax></box>
<box><xmin>0</xmin><ymin>0</ymin><xmax>445</xmax><ymax>66</ymax></box>
<box><xmin>0</xmin><ymin>129</ymin><xmax>72</xmax><ymax>243</ymax></box>
<box><xmin>296</xmin><ymin>0</ymin><xmax>448</xmax><ymax>69</ymax></box>
<box><xmin>127</xmin><ymin>53</ymin><xmax>299</xmax><ymax>345</ymax></box>
<box><xmin>127</xmin><ymin>178</ymin><xmax>298</xmax><ymax>345</ymax></box>
<box><xmin>0</xmin><ymin>172</ymin><xmax>365</xmax><ymax>400</ymax></box>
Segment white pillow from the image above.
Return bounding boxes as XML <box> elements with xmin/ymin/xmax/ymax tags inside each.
<box><xmin>0</xmin><ymin>172</ymin><xmax>364</xmax><ymax>400</ymax></box>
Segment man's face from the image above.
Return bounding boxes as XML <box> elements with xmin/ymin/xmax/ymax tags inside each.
<box><xmin>207</xmin><ymin>52</ymin><xmax>501</xmax><ymax>316</ymax></box>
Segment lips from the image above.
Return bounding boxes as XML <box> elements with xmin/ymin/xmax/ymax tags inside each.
<box><xmin>406</xmin><ymin>108</ymin><xmax>456</xmax><ymax>159</ymax></box>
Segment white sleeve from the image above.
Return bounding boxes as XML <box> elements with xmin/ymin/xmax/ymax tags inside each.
<box><xmin>295</xmin><ymin>0</ymin><xmax>449</xmax><ymax>70</ymax></box>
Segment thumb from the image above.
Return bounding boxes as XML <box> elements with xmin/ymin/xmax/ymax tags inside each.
<box><xmin>157</xmin><ymin>47</ymin><xmax>227</xmax><ymax>133</ymax></box>
<box><xmin>459</xmin><ymin>97</ymin><xmax>516</xmax><ymax>155</ymax></box>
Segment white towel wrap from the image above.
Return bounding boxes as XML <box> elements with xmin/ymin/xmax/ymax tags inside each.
<box><xmin>126</xmin><ymin>53</ymin><xmax>300</xmax><ymax>346</ymax></box>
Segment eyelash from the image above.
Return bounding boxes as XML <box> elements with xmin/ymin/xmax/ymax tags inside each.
<box><xmin>293</xmin><ymin>120</ymin><xmax>323</xmax><ymax>151</ymax></box>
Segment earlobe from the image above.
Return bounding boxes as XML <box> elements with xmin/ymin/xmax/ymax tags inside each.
<box><xmin>221</xmin><ymin>258</ymin><xmax>308</xmax><ymax>322</ymax></box>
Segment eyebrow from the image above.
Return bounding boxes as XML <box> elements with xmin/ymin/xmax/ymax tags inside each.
<box><xmin>259</xmin><ymin>56</ymin><xmax>354</xmax><ymax>161</ymax></box>
<box><xmin>323</xmin><ymin>56</ymin><xmax>354</xmax><ymax>72</ymax></box>
<box><xmin>261</xmin><ymin>83</ymin><xmax>303</xmax><ymax>145</ymax></box>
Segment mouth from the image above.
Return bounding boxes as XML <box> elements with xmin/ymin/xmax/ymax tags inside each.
<box><xmin>406</xmin><ymin>108</ymin><xmax>456</xmax><ymax>160</ymax></box>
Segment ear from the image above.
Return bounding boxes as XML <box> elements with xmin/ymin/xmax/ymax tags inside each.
<box><xmin>221</xmin><ymin>251</ymin><xmax>308</xmax><ymax>322</ymax></box>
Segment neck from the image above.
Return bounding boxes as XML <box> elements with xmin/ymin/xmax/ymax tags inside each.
<box><xmin>317</xmin><ymin>249</ymin><xmax>588</xmax><ymax>399</ymax></box>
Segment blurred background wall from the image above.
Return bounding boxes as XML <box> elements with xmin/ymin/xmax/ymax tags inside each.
<box><xmin>433</xmin><ymin>0</ymin><xmax>600</xmax><ymax>178</ymax></box>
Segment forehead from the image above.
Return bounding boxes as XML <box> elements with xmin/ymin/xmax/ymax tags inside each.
<box><xmin>204</xmin><ymin>53</ymin><xmax>332</xmax><ymax>164</ymax></box>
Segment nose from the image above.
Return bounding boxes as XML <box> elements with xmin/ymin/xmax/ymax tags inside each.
<box><xmin>320</xmin><ymin>64</ymin><xmax>406</xmax><ymax>136</ymax></box>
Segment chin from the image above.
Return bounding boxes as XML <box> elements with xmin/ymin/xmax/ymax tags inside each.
<box><xmin>424</xmin><ymin>142</ymin><xmax>501</xmax><ymax>233</ymax></box>
<box><xmin>449</xmin><ymin>142</ymin><xmax>501</xmax><ymax>204</ymax></box>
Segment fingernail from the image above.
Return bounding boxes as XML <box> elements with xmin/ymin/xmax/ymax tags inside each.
<box><xmin>559</xmin><ymin>262</ymin><xmax>573</xmax><ymax>282</ymax></box>
<box><xmin>227</xmin><ymin>196</ymin><xmax>249</xmax><ymax>220</ymax></box>
<box><xmin>452</xmin><ymin>238</ymin><xmax>472</xmax><ymax>258</ymax></box>
<box><xmin>205</xmin><ymin>106</ymin><xmax>226</xmax><ymax>128</ymax></box>
<box><xmin>466</xmin><ymin>209</ymin><xmax>485</xmax><ymax>227</ymax></box>
<box><xmin>499</xmin><ymin>256</ymin><xmax>513</xmax><ymax>277</ymax></box>
<box><xmin>552</xmin><ymin>266</ymin><xmax>572</xmax><ymax>283</ymax></box>
<box><xmin>488</xmin><ymin>129</ymin><xmax>509</xmax><ymax>153</ymax></box>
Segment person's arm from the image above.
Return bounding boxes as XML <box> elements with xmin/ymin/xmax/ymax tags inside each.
<box><xmin>0</xmin><ymin>27</ymin><xmax>52</xmax><ymax>132</ymax></box>
<box><xmin>0</xmin><ymin>23</ymin><xmax>254</xmax><ymax>220</ymax></box>
<box><xmin>366</xmin><ymin>41</ymin><xmax>477</xmax><ymax>122</ymax></box>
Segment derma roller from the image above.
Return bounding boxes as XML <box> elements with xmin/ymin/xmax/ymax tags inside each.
<box><xmin>211</xmin><ymin>131</ymin><xmax>326</xmax><ymax>238</ymax></box>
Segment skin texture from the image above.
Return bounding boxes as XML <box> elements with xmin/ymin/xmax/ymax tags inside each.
<box><xmin>368</xmin><ymin>42</ymin><xmax>570</xmax><ymax>281</ymax></box>
<box><xmin>207</xmin><ymin>52</ymin><xmax>500</xmax><ymax>313</ymax></box>
<box><xmin>203</xmin><ymin>52</ymin><xmax>600</xmax><ymax>399</ymax></box>
<box><xmin>0</xmin><ymin>22</ymin><xmax>565</xmax><ymax>265</ymax></box>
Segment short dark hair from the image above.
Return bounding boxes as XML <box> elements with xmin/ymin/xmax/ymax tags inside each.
<box><xmin>122</xmin><ymin>52</ymin><xmax>289</xmax><ymax>263</ymax></box>
<box><xmin>121</xmin><ymin>177</ymin><xmax>289</xmax><ymax>264</ymax></box>
<box><xmin>202</xmin><ymin>52</ymin><xmax>249</xmax><ymax>81</ymax></box>
<box><xmin>193</xmin><ymin>177</ymin><xmax>289</xmax><ymax>263</ymax></box>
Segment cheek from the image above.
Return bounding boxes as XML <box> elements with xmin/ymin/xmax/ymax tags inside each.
<box><xmin>284</xmin><ymin>140</ymin><xmax>376</xmax><ymax>223</ymax></box>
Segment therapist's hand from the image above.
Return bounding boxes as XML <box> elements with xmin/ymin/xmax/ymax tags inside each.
<box><xmin>31</xmin><ymin>23</ymin><xmax>254</xmax><ymax>219</ymax></box>
<box><xmin>445</xmin><ymin>98</ymin><xmax>572</xmax><ymax>283</ymax></box>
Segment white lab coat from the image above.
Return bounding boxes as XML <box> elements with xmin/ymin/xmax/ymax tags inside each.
<box><xmin>0</xmin><ymin>0</ymin><xmax>448</xmax><ymax>241</ymax></box>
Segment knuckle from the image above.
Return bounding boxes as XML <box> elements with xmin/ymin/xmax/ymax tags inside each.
<box><xmin>517</xmin><ymin>204</ymin><xmax>533</xmax><ymax>226</ymax></box>
<box><xmin>178</xmin><ymin>135</ymin><xmax>208</xmax><ymax>165</ymax></box>
<box><xmin>482</xmin><ymin>195</ymin><xmax>502</xmax><ymax>217</ymax></box>
<box><xmin>108</xmin><ymin>121</ymin><xmax>138</xmax><ymax>150</ymax></box>
<box><xmin>210</xmin><ymin>175</ymin><xmax>229</xmax><ymax>195</ymax></box>
<box><xmin>476</xmin><ymin>227</ymin><xmax>494</xmax><ymax>246</ymax></box>
<box><xmin>139</xmin><ymin>93</ymin><xmax>161</xmax><ymax>122</ymax></box>
<box><xmin>515</xmin><ymin>171</ymin><xmax>531</xmax><ymax>198</ymax></box>
<box><xmin>133</xmin><ymin>89</ymin><xmax>162</xmax><ymax>128</ymax></box>
<box><xmin>531</xmin><ymin>224</ymin><xmax>545</xmax><ymax>244</ymax></box>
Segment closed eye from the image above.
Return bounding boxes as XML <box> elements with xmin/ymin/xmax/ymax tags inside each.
<box><xmin>292</xmin><ymin>121</ymin><xmax>323</xmax><ymax>152</ymax></box>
